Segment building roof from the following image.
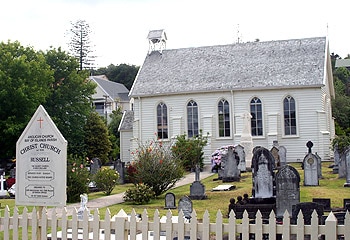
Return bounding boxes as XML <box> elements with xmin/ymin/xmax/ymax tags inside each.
<box><xmin>118</xmin><ymin>110</ymin><xmax>134</xmax><ymax>131</ymax></box>
<box><xmin>91</xmin><ymin>75</ymin><xmax>130</xmax><ymax>102</ymax></box>
<box><xmin>130</xmin><ymin>37</ymin><xmax>327</xmax><ymax>97</ymax></box>
<box><xmin>335</xmin><ymin>59</ymin><xmax>350</xmax><ymax>68</ymax></box>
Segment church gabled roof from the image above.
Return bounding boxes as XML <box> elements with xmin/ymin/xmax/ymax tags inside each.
<box><xmin>130</xmin><ymin>37</ymin><xmax>327</xmax><ymax>97</ymax></box>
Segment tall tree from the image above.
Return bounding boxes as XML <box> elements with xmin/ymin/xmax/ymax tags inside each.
<box><xmin>84</xmin><ymin>112</ymin><xmax>112</xmax><ymax>164</ymax></box>
<box><xmin>108</xmin><ymin>109</ymin><xmax>123</xmax><ymax>160</ymax></box>
<box><xmin>43</xmin><ymin>47</ymin><xmax>96</xmax><ymax>155</ymax></box>
<box><xmin>0</xmin><ymin>41</ymin><xmax>54</xmax><ymax>158</ymax></box>
<box><xmin>93</xmin><ymin>63</ymin><xmax>139</xmax><ymax>90</ymax></box>
<box><xmin>67</xmin><ymin>20</ymin><xmax>95</xmax><ymax>71</ymax></box>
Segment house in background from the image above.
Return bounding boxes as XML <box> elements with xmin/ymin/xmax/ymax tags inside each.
<box><xmin>122</xmin><ymin>30</ymin><xmax>335</xmax><ymax>166</ymax></box>
<box><xmin>90</xmin><ymin>75</ymin><xmax>129</xmax><ymax>122</ymax></box>
<box><xmin>335</xmin><ymin>58</ymin><xmax>350</xmax><ymax>71</ymax></box>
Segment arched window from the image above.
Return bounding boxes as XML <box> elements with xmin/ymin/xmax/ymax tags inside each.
<box><xmin>250</xmin><ymin>97</ymin><xmax>263</xmax><ymax>136</ymax></box>
<box><xmin>157</xmin><ymin>102</ymin><xmax>168</xmax><ymax>139</ymax></box>
<box><xmin>218</xmin><ymin>99</ymin><xmax>230</xmax><ymax>137</ymax></box>
<box><xmin>283</xmin><ymin>96</ymin><xmax>297</xmax><ymax>135</ymax></box>
<box><xmin>187</xmin><ymin>100</ymin><xmax>199</xmax><ymax>138</ymax></box>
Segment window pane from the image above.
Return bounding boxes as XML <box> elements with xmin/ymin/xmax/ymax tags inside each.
<box><xmin>250</xmin><ymin>97</ymin><xmax>263</xmax><ymax>136</ymax></box>
<box><xmin>284</xmin><ymin>96</ymin><xmax>297</xmax><ymax>135</ymax></box>
<box><xmin>218</xmin><ymin>99</ymin><xmax>230</xmax><ymax>137</ymax></box>
<box><xmin>157</xmin><ymin>102</ymin><xmax>168</xmax><ymax>139</ymax></box>
<box><xmin>187</xmin><ymin>100</ymin><xmax>199</xmax><ymax>138</ymax></box>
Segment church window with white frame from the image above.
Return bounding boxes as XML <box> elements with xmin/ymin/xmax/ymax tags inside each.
<box><xmin>250</xmin><ymin>97</ymin><xmax>263</xmax><ymax>136</ymax></box>
<box><xmin>157</xmin><ymin>102</ymin><xmax>168</xmax><ymax>139</ymax></box>
<box><xmin>218</xmin><ymin>99</ymin><xmax>230</xmax><ymax>137</ymax></box>
<box><xmin>187</xmin><ymin>100</ymin><xmax>199</xmax><ymax>138</ymax></box>
<box><xmin>283</xmin><ymin>96</ymin><xmax>297</xmax><ymax>135</ymax></box>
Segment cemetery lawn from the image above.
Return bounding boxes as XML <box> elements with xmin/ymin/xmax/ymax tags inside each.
<box><xmin>0</xmin><ymin>162</ymin><xmax>349</xmax><ymax>222</ymax></box>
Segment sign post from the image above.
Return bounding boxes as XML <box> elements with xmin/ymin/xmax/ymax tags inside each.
<box><xmin>16</xmin><ymin>105</ymin><xmax>67</xmax><ymax>238</ymax></box>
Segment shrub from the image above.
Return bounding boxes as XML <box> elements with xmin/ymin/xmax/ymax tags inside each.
<box><xmin>171</xmin><ymin>130</ymin><xmax>208</xmax><ymax>171</ymax></box>
<box><xmin>123</xmin><ymin>183</ymin><xmax>155</xmax><ymax>204</ymax></box>
<box><xmin>131</xmin><ymin>140</ymin><xmax>184</xmax><ymax>196</ymax></box>
<box><xmin>67</xmin><ymin>155</ymin><xmax>91</xmax><ymax>203</ymax></box>
<box><xmin>93</xmin><ymin>168</ymin><xmax>119</xmax><ymax>195</ymax></box>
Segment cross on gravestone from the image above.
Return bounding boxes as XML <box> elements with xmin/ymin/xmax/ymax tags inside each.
<box><xmin>275</xmin><ymin>165</ymin><xmax>300</xmax><ymax>218</ymax></box>
<box><xmin>178</xmin><ymin>196</ymin><xmax>193</xmax><ymax>220</ymax></box>
<box><xmin>164</xmin><ymin>192</ymin><xmax>176</xmax><ymax>209</ymax></box>
<box><xmin>306</xmin><ymin>141</ymin><xmax>313</xmax><ymax>154</ymax></box>
<box><xmin>0</xmin><ymin>175</ymin><xmax>8</xmax><ymax>197</ymax></box>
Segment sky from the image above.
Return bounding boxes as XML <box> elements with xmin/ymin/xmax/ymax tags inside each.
<box><xmin>1</xmin><ymin>0</ymin><xmax>349</xmax><ymax>68</ymax></box>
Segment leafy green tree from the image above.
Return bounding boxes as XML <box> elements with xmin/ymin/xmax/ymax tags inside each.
<box><xmin>84</xmin><ymin>112</ymin><xmax>112</xmax><ymax>164</ymax></box>
<box><xmin>108</xmin><ymin>109</ymin><xmax>123</xmax><ymax>159</ymax></box>
<box><xmin>0</xmin><ymin>41</ymin><xmax>54</xmax><ymax>158</ymax></box>
<box><xmin>93</xmin><ymin>64</ymin><xmax>139</xmax><ymax>90</ymax></box>
<box><xmin>171</xmin><ymin>131</ymin><xmax>208</xmax><ymax>171</ymax></box>
<box><xmin>67</xmin><ymin>20</ymin><xmax>95</xmax><ymax>71</ymax></box>
<box><xmin>43</xmin><ymin>47</ymin><xmax>96</xmax><ymax>155</ymax></box>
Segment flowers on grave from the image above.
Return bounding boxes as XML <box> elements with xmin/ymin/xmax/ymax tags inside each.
<box><xmin>210</xmin><ymin>145</ymin><xmax>235</xmax><ymax>172</ymax></box>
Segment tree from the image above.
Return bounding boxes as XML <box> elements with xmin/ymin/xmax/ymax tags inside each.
<box><xmin>67</xmin><ymin>20</ymin><xmax>95</xmax><ymax>71</ymax></box>
<box><xmin>43</xmin><ymin>47</ymin><xmax>96</xmax><ymax>155</ymax></box>
<box><xmin>0</xmin><ymin>41</ymin><xmax>54</xmax><ymax>158</ymax></box>
<box><xmin>93</xmin><ymin>64</ymin><xmax>139</xmax><ymax>90</ymax></box>
<box><xmin>84</xmin><ymin>112</ymin><xmax>112</xmax><ymax>164</ymax></box>
<box><xmin>108</xmin><ymin>109</ymin><xmax>123</xmax><ymax>160</ymax></box>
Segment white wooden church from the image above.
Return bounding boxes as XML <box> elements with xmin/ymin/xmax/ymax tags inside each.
<box><xmin>119</xmin><ymin>29</ymin><xmax>335</xmax><ymax>165</ymax></box>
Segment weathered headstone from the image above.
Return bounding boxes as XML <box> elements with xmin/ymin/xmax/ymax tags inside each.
<box><xmin>278</xmin><ymin>146</ymin><xmax>287</xmax><ymax>167</ymax></box>
<box><xmin>178</xmin><ymin>196</ymin><xmax>193</xmax><ymax>220</ymax></box>
<box><xmin>312</xmin><ymin>198</ymin><xmax>331</xmax><ymax>211</ymax></box>
<box><xmin>251</xmin><ymin>147</ymin><xmax>275</xmax><ymax>198</ymax></box>
<box><xmin>276</xmin><ymin>165</ymin><xmax>300</xmax><ymax>218</ymax></box>
<box><xmin>189</xmin><ymin>164</ymin><xmax>207</xmax><ymax>200</ymax></box>
<box><xmin>114</xmin><ymin>159</ymin><xmax>125</xmax><ymax>184</ymax></box>
<box><xmin>164</xmin><ymin>192</ymin><xmax>176</xmax><ymax>209</ymax></box>
<box><xmin>90</xmin><ymin>157</ymin><xmax>101</xmax><ymax>175</ymax></box>
<box><xmin>338</xmin><ymin>151</ymin><xmax>347</xmax><ymax>178</ymax></box>
<box><xmin>344</xmin><ymin>148</ymin><xmax>350</xmax><ymax>187</ymax></box>
<box><xmin>315</xmin><ymin>152</ymin><xmax>322</xmax><ymax>179</ymax></box>
<box><xmin>333</xmin><ymin>144</ymin><xmax>340</xmax><ymax>174</ymax></box>
<box><xmin>240</xmin><ymin>111</ymin><xmax>253</xmax><ymax>169</ymax></box>
<box><xmin>270</xmin><ymin>146</ymin><xmax>280</xmax><ymax>169</ymax></box>
<box><xmin>222</xmin><ymin>146</ymin><xmax>240</xmax><ymax>182</ymax></box>
<box><xmin>303</xmin><ymin>141</ymin><xmax>319</xmax><ymax>186</ymax></box>
<box><xmin>235</xmin><ymin>144</ymin><xmax>246</xmax><ymax>172</ymax></box>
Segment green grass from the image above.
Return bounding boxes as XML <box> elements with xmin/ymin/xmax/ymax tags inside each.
<box><xmin>1</xmin><ymin>161</ymin><xmax>349</xmax><ymax>223</ymax></box>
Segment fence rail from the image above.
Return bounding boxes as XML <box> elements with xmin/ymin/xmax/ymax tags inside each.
<box><xmin>0</xmin><ymin>206</ymin><xmax>349</xmax><ymax>240</ymax></box>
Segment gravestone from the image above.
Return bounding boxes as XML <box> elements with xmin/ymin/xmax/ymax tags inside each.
<box><xmin>114</xmin><ymin>159</ymin><xmax>125</xmax><ymax>184</ymax></box>
<box><xmin>291</xmin><ymin>202</ymin><xmax>324</xmax><ymax>225</ymax></box>
<box><xmin>333</xmin><ymin>144</ymin><xmax>340</xmax><ymax>174</ymax></box>
<box><xmin>338</xmin><ymin>151</ymin><xmax>347</xmax><ymax>178</ymax></box>
<box><xmin>235</xmin><ymin>144</ymin><xmax>246</xmax><ymax>172</ymax></box>
<box><xmin>276</xmin><ymin>165</ymin><xmax>300</xmax><ymax>218</ymax></box>
<box><xmin>222</xmin><ymin>146</ymin><xmax>240</xmax><ymax>182</ymax></box>
<box><xmin>303</xmin><ymin>141</ymin><xmax>319</xmax><ymax>186</ymax></box>
<box><xmin>343</xmin><ymin>199</ymin><xmax>350</xmax><ymax>209</ymax></box>
<box><xmin>278</xmin><ymin>146</ymin><xmax>287</xmax><ymax>167</ymax></box>
<box><xmin>0</xmin><ymin>175</ymin><xmax>8</xmax><ymax>197</ymax></box>
<box><xmin>164</xmin><ymin>192</ymin><xmax>176</xmax><ymax>209</ymax></box>
<box><xmin>189</xmin><ymin>164</ymin><xmax>207</xmax><ymax>200</ymax></box>
<box><xmin>251</xmin><ymin>147</ymin><xmax>275</xmax><ymax>198</ymax></box>
<box><xmin>178</xmin><ymin>196</ymin><xmax>193</xmax><ymax>220</ymax></box>
<box><xmin>344</xmin><ymin>148</ymin><xmax>350</xmax><ymax>187</ymax></box>
<box><xmin>312</xmin><ymin>198</ymin><xmax>331</xmax><ymax>211</ymax></box>
<box><xmin>90</xmin><ymin>158</ymin><xmax>101</xmax><ymax>175</ymax></box>
<box><xmin>240</xmin><ymin>111</ymin><xmax>253</xmax><ymax>169</ymax></box>
<box><xmin>77</xmin><ymin>193</ymin><xmax>92</xmax><ymax>220</ymax></box>
<box><xmin>270</xmin><ymin>146</ymin><xmax>280</xmax><ymax>169</ymax></box>
<box><xmin>315</xmin><ymin>152</ymin><xmax>322</xmax><ymax>179</ymax></box>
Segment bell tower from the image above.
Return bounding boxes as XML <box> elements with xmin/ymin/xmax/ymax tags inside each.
<box><xmin>147</xmin><ymin>29</ymin><xmax>167</xmax><ymax>54</ymax></box>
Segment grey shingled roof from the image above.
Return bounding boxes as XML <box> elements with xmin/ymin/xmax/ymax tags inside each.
<box><xmin>118</xmin><ymin>110</ymin><xmax>134</xmax><ymax>131</ymax></box>
<box><xmin>91</xmin><ymin>76</ymin><xmax>130</xmax><ymax>102</ymax></box>
<box><xmin>130</xmin><ymin>37</ymin><xmax>327</xmax><ymax>97</ymax></box>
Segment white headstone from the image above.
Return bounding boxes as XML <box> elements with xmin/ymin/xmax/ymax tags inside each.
<box><xmin>16</xmin><ymin>105</ymin><xmax>67</xmax><ymax>206</ymax></box>
<box><xmin>240</xmin><ymin>111</ymin><xmax>253</xmax><ymax>169</ymax></box>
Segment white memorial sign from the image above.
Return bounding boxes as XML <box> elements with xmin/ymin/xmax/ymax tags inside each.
<box><xmin>16</xmin><ymin>105</ymin><xmax>67</xmax><ymax>206</ymax></box>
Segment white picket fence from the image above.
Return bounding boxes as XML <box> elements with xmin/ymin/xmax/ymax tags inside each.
<box><xmin>0</xmin><ymin>206</ymin><xmax>349</xmax><ymax>240</ymax></box>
